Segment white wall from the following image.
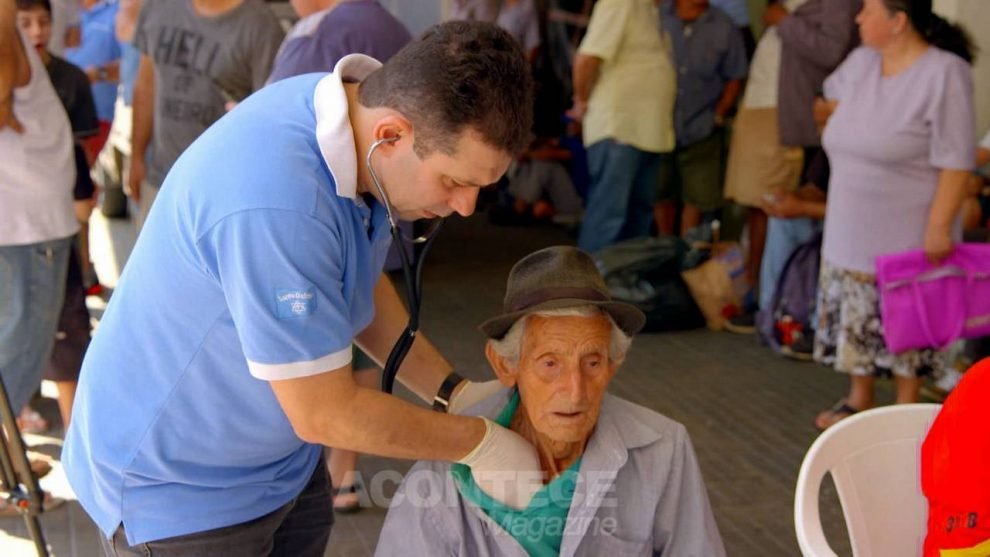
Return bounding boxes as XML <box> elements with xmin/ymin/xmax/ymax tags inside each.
<box><xmin>934</xmin><ymin>0</ymin><xmax>990</xmax><ymax>135</ymax></box>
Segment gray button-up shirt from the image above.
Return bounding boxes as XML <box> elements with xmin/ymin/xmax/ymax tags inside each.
<box><xmin>776</xmin><ymin>0</ymin><xmax>861</xmax><ymax>147</ymax></box>
<box><xmin>375</xmin><ymin>390</ymin><xmax>726</xmax><ymax>556</ymax></box>
<box><xmin>662</xmin><ymin>5</ymin><xmax>748</xmax><ymax>147</ymax></box>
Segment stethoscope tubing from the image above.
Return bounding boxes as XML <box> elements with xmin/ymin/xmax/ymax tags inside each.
<box><xmin>365</xmin><ymin>137</ymin><xmax>445</xmax><ymax>393</ymax></box>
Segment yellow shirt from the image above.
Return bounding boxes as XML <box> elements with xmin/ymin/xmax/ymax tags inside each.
<box><xmin>578</xmin><ymin>0</ymin><xmax>676</xmax><ymax>153</ymax></box>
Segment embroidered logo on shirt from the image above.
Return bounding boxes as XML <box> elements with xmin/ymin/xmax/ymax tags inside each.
<box><xmin>275</xmin><ymin>288</ymin><xmax>316</xmax><ymax>319</ymax></box>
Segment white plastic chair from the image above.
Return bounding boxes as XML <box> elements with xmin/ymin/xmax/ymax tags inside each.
<box><xmin>794</xmin><ymin>403</ymin><xmax>942</xmax><ymax>557</ymax></box>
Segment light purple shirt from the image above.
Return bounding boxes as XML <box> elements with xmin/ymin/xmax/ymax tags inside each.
<box><xmin>821</xmin><ymin>46</ymin><xmax>975</xmax><ymax>273</ymax></box>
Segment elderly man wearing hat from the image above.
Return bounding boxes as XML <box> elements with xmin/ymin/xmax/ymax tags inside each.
<box><xmin>376</xmin><ymin>246</ymin><xmax>725</xmax><ymax>556</ymax></box>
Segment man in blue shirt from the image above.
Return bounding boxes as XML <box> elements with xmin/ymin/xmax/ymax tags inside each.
<box><xmin>64</xmin><ymin>0</ymin><xmax>119</xmax><ymax>156</ymax></box>
<box><xmin>655</xmin><ymin>0</ymin><xmax>747</xmax><ymax>236</ymax></box>
<box><xmin>64</xmin><ymin>21</ymin><xmax>542</xmax><ymax>556</ymax></box>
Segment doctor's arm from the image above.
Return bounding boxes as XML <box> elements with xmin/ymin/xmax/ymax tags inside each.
<box><xmin>355</xmin><ymin>274</ymin><xmax>453</xmax><ymax>402</ymax></box>
<box><xmin>355</xmin><ymin>274</ymin><xmax>503</xmax><ymax>412</ymax></box>
<box><xmin>269</xmin><ymin>364</ymin><xmax>485</xmax><ymax>462</ymax></box>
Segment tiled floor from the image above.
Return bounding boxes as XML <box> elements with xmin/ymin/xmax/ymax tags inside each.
<box><xmin>0</xmin><ymin>209</ymin><xmax>882</xmax><ymax>556</ymax></box>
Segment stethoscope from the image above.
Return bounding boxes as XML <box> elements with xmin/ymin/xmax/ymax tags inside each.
<box><xmin>365</xmin><ymin>136</ymin><xmax>445</xmax><ymax>394</ymax></box>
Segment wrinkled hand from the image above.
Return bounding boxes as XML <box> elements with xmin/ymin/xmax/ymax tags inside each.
<box><xmin>128</xmin><ymin>154</ymin><xmax>145</xmax><ymax>202</ymax></box>
<box><xmin>923</xmin><ymin>225</ymin><xmax>954</xmax><ymax>264</ymax></box>
<box><xmin>761</xmin><ymin>190</ymin><xmax>804</xmax><ymax>219</ymax></box>
<box><xmin>0</xmin><ymin>97</ymin><xmax>24</xmax><ymax>134</ymax></box>
<box><xmin>448</xmin><ymin>379</ymin><xmax>504</xmax><ymax>415</ymax></box>
<box><xmin>458</xmin><ymin>418</ymin><xmax>543</xmax><ymax>510</ymax></box>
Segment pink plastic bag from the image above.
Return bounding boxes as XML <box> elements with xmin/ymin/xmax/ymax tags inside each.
<box><xmin>876</xmin><ymin>244</ymin><xmax>990</xmax><ymax>353</ymax></box>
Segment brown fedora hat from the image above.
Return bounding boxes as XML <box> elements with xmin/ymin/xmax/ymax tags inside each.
<box><xmin>479</xmin><ymin>246</ymin><xmax>646</xmax><ymax>339</ymax></box>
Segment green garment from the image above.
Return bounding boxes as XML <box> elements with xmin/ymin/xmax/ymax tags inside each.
<box><xmin>451</xmin><ymin>392</ymin><xmax>582</xmax><ymax>557</ymax></box>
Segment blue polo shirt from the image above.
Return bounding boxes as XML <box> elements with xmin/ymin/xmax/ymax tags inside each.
<box><xmin>65</xmin><ymin>0</ymin><xmax>121</xmax><ymax>122</ymax></box>
<box><xmin>63</xmin><ymin>55</ymin><xmax>391</xmax><ymax>545</ymax></box>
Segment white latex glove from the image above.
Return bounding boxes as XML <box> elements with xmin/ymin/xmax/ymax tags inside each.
<box><xmin>448</xmin><ymin>379</ymin><xmax>504</xmax><ymax>415</ymax></box>
<box><xmin>457</xmin><ymin>418</ymin><xmax>544</xmax><ymax>510</ymax></box>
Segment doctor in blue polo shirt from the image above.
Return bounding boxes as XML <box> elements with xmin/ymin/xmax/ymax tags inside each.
<box><xmin>64</xmin><ymin>21</ymin><xmax>541</xmax><ymax>556</ymax></box>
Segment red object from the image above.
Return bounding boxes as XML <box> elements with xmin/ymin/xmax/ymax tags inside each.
<box><xmin>775</xmin><ymin>316</ymin><xmax>803</xmax><ymax>346</ymax></box>
<box><xmin>720</xmin><ymin>304</ymin><xmax>740</xmax><ymax>320</ymax></box>
<box><xmin>82</xmin><ymin>120</ymin><xmax>112</xmax><ymax>164</ymax></box>
<box><xmin>922</xmin><ymin>357</ymin><xmax>990</xmax><ymax>556</ymax></box>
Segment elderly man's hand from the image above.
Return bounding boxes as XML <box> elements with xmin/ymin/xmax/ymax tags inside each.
<box><xmin>448</xmin><ymin>379</ymin><xmax>504</xmax><ymax>415</ymax></box>
<box><xmin>457</xmin><ymin>418</ymin><xmax>543</xmax><ymax>510</ymax></box>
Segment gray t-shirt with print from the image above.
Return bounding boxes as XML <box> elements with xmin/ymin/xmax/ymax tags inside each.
<box><xmin>135</xmin><ymin>0</ymin><xmax>284</xmax><ymax>187</ymax></box>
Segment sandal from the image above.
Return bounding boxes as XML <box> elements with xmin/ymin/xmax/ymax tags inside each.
<box><xmin>815</xmin><ymin>399</ymin><xmax>861</xmax><ymax>431</ymax></box>
<box><xmin>331</xmin><ymin>482</ymin><xmax>363</xmax><ymax>514</ymax></box>
<box><xmin>0</xmin><ymin>492</ymin><xmax>65</xmax><ymax>518</ymax></box>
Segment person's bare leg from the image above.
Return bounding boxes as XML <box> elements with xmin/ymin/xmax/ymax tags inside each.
<box><xmin>680</xmin><ymin>204</ymin><xmax>703</xmax><ymax>237</ymax></box>
<box><xmin>747</xmin><ymin>207</ymin><xmax>767</xmax><ymax>297</ymax></box>
<box><xmin>817</xmin><ymin>375</ymin><xmax>874</xmax><ymax>429</ymax></box>
<box><xmin>55</xmin><ymin>380</ymin><xmax>77</xmax><ymax>428</ymax></box>
<box><xmin>894</xmin><ymin>375</ymin><xmax>922</xmax><ymax>404</ymax></box>
<box><xmin>327</xmin><ymin>367</ymin><xmax>378</xmax><ymax>509</ymax></box>
<box><xmin>653</xmin><ymin>201</ymin><xmax>676</xmax><ymax>236</ymax></box>
<box><xmin>846</xmin><ymin>375</ymin><xmax>875</xmax><ymax>410</ymax></box>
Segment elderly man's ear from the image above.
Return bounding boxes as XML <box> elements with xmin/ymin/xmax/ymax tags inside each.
<box><xmin>484</xmin><ymin>342</ymin><xmax>519</xmax><ymax>387</ymax></box>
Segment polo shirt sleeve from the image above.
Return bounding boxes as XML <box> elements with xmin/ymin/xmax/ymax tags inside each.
<box><xmin>197</xmin><ymin>209</ymin><xmax>356</xmax><ymax>381</ymax></box>
<box><xmin>928</xmin><ymin>56</ymin><xmax>975</xmax><ymax>172</ymax></box>
<box><xmin>578</xmin><ymin>0</ymin><xmax>631</xmax><ymax>62</ymax></box>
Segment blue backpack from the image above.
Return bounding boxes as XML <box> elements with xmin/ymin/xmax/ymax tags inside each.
<box><xmin>758</xmin><ymin>232</ymin><xmax>823</xmax><ymax>352</ymax></box>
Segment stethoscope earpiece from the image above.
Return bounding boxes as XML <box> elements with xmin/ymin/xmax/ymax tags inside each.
<box><xmin>365</xmin><ymin>137</ymin><xmax>443</xmax><ymax>245</ymax></box>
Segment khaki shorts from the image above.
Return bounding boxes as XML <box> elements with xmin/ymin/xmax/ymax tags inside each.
<box><xmin>724</xmin><ymin>107</ymin><xmax>803</xmax><ymax>208</ymax></box>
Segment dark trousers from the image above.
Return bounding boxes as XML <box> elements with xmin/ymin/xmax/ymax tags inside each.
<box><xmin>100</xmin><ymin>464</ymin><xmax>333</xmax><ymax>557</ymax></box>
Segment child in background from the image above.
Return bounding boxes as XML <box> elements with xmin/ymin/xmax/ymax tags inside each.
<box><xmin>16</xmin><ymin>0</ymin><xmax>99</xmax><ymax>432</ymax></box>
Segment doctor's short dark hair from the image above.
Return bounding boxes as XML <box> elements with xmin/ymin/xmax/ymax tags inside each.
<box><xmin>359</xmin><ymin>20</ymin><xmax>534</xmax><ymax>158</ymax></box>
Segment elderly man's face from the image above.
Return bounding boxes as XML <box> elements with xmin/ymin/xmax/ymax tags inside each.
<box><xmin>497</xmin><ymin>314</ymin><xmax>619</xmax><ymax>443</ymax></box>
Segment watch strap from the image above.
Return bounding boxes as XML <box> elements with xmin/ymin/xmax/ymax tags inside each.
<box><xmin>432</xmin><ymin>371</ymin><xmax>466</xmax><ymax>413</ymax></box>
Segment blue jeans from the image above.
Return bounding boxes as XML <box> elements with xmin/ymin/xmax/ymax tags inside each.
<box><xmin>758</xmin><ymin>217</ymin><xmax>820</xmax><ymax>312</ymax></box>
<box><xmin>578</xmin><ymin>139</ymin><xmax>661</xmax><ymax>253</ymax></box>
<box><xmin>101</xmin><ymin>462</ymin><xmax>333</xmax><ymax>557</ymax></box>
<box><xmin>0</xmin><ymin>236</ymin><xmax>72</xmax><ymax>411</ymax></box>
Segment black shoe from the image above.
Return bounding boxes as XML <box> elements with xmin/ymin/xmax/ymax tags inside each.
<box><xmin>781</xmin><ymin>335</ymin><xmax>814</xmax><ymax>361</ymax></box>
<box><xmin>724</xmin><ymin>312</ymin><xmax>756</xmax><ymax>334</ymax></box>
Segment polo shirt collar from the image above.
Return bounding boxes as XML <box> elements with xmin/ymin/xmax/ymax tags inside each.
<box><xmin>313</xmin><ymin>53</ymin><xmax>382</xmax><ymax>200</ymax></box>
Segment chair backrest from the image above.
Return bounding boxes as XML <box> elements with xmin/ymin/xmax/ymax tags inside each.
<box><xmin>794</xmin><ymin>403</ymin><xmax>942</xmax><ymax>557</ymax></box>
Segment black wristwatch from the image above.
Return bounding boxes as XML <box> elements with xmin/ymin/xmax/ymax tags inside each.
<box><xmin>432</xmin><ymin>371</ymin><xmax>466</xmax><ymax>413</ymax></box>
